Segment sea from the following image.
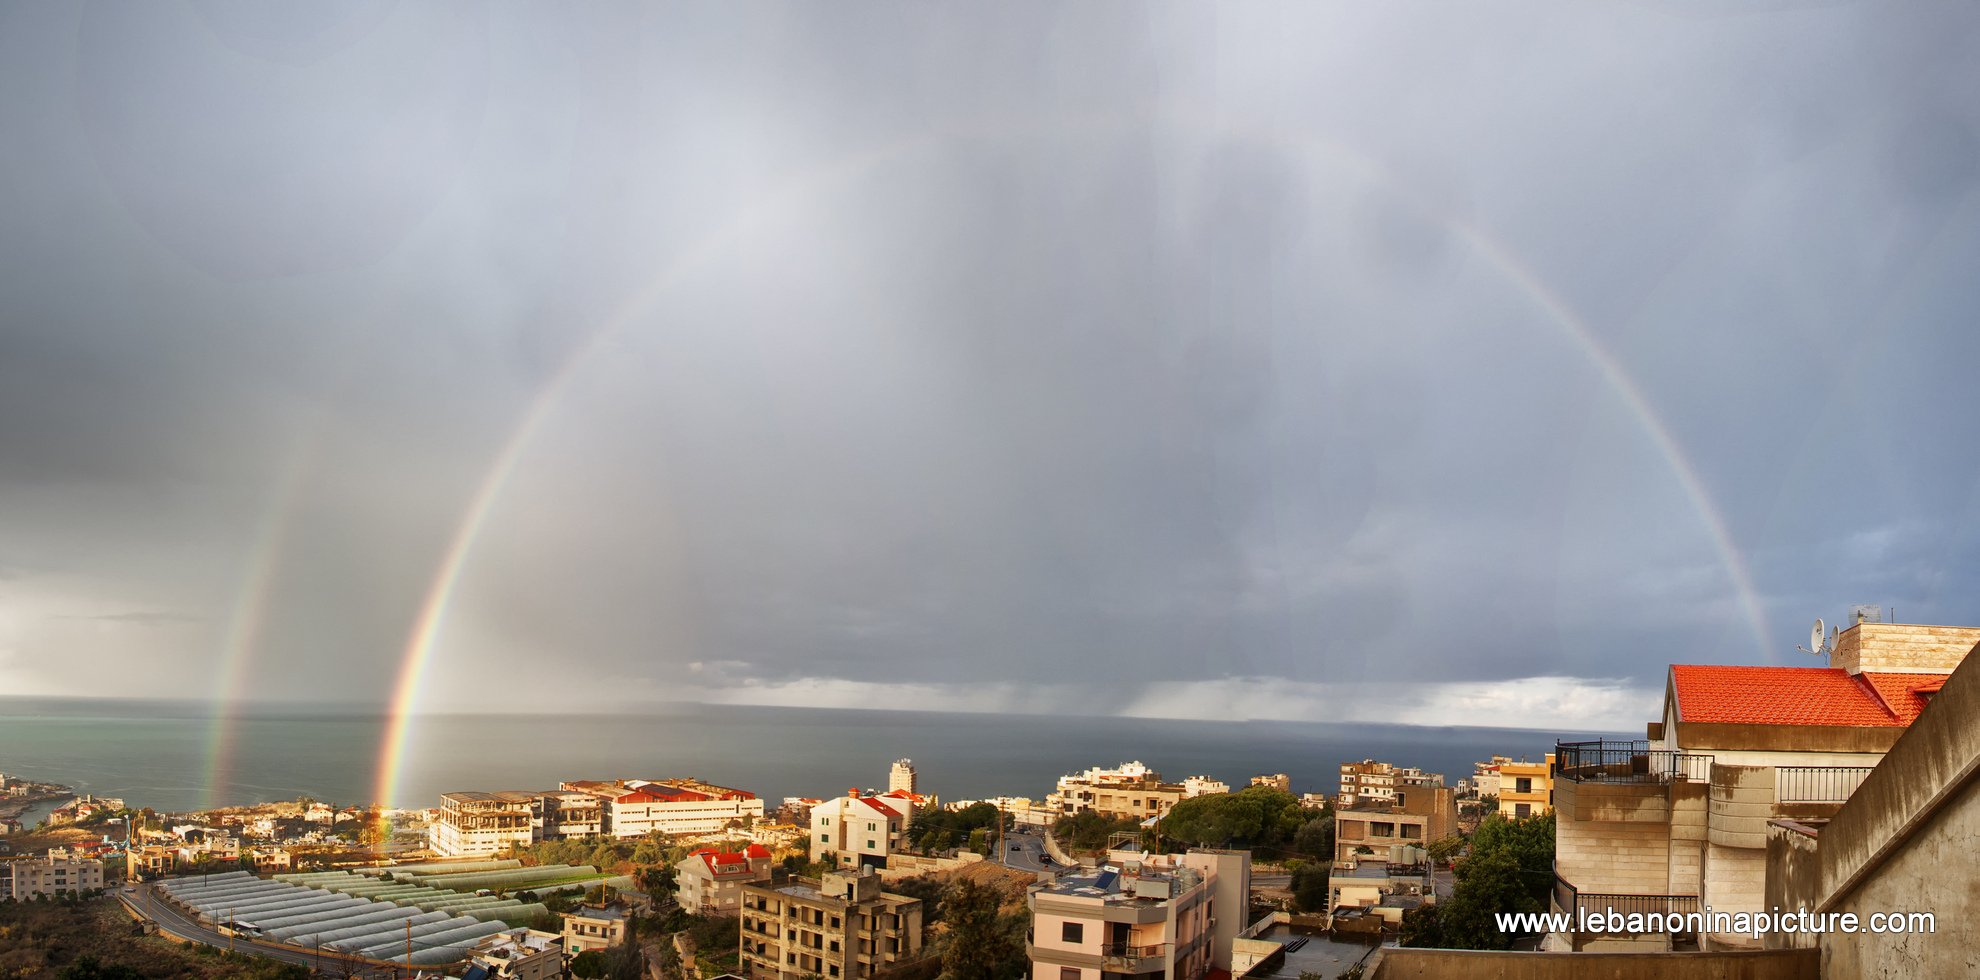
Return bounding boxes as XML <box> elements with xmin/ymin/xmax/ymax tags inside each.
<box><xmin>0</xmin><ymin>697</ymin><xmax>1604</xmax><ymax>815</ymax></box>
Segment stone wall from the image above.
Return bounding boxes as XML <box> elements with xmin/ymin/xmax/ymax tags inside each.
<box><xmin>1761</xmin><ymin>822</ymin><xmax>1820</xmax><ymax>951</ymax></box>
<box><xmin>1369</xmin><ymin>948</ymin><xmax>1817</xmax><ymax>980</ymax></box>
<box><xmin>1829</xmin><ymin>622</ymin><xmax>1980</xmax><ymax>675</ymax></box>
<box><xmin>1555</xmin><ymin>814</ymin><xmax>1670</xmax><ymax>894</ymax></box>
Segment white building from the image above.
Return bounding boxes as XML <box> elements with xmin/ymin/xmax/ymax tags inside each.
<box><xmin>889</xmin><ymin>759</ymin><xmax>918</xmax><ymax>794</ymax></box>
<box><xmin>430</xmin><ymin>791</ymin><xmax>546</xmax><ymax>858</ymax></box>
<box><xmin>2</xmin><ymin>848</ymin><xmax>107</xmax><ymax>899</ymax></box>
<box><xmin>465</xmin><ymin>928</ymin><xmax>564</xmax><ymax>980</ymax></box>
<box><xmin>675</xmin><ymin>844</ymin><xmax>774</xmax><ymax>913</ymax></box>
<box><xmin>810</xmin><ymin>791</ymin><xmax>917</xmax><ymax>870</ymax></box>
<box><xmin>596</xmin><ymin>779</ymin><xmax>764</xmax><ymax>839</ymax></box>
<box><xmin>1046</xmin><ymin>762</ymin><xmax>1230</xmax><ymax>822</ymax></box>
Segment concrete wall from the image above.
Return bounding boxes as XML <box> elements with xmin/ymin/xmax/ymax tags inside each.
<box><xmin>1760</xmin><ymin>822</ymin><xmax>1820</xmax><ymax>951</ymax></box>
<box><xmin>1555</xmin><ymin>813</ymin><xmax>1670</xmax><ymax>894</ymax></box>
<box><xmin>1829</xmin><ymin>623</ymin><xmax>1980</xmax><ymax>675</ymax></box>
<box><xmin>1799</xmin><ymin>629</ymin><xmax>1980</xmax><ymax>978</ymax></box>
<box><xmin>1369</xmin><ymin>948</ymin><xmax>1818</xmax><ymax>980</ymax></box>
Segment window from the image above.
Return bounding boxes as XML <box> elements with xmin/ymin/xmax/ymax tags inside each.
<box><xmin>1516</xmin><ymin>778</ymin><xmax>1532</xmax><ymax>794</ymax></box>
<box><xmin>1515</xmin><ymin>803</ymin><xmax>1532</xmax><ymax>818</ymax></box>
<box><xmin>1062</xmin><ymin>921</ymin><xmax>1083</xmax><ymax>943</ymax></box>
<box><xmin>1061</xmin><ymin>969</ymin><xmax>1081</xmax><ymax>980</ymax></box>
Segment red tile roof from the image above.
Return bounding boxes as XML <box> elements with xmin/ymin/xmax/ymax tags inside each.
<box><xmin>1670</xmin><ymin>665</ymin><xmax>1950</xmax><ymax>727</ymax></box>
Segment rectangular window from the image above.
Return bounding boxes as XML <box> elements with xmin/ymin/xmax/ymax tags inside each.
<box><xmin>1515</xmin><ymin>803</ymin><xmax>1532</xmax><ymax>818</ymax></box>
<box><xmin>1061</xmin><ymin>969</ymin><xmax>1080</xmax><ymax>980</ymax></box>
<box><xmin>1516</xmin><ymin>778</ymin><xmax>1532</xmax><ymax>794</ymax></box>
<box><xmin>1062</xmin><ymin>921</ymin><xmax>1083</xmax><ymax>943</ymax></box>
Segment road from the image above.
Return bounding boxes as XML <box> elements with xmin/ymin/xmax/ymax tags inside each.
<box><xmin>120</xmin><ymin>883</ymin><xmax>397</xmax><ymax>977</ymax></box>
<box><xmin>999</xmin><ymin>826</ymin><xmax>1051</xmax><ymax>873</ymax></box>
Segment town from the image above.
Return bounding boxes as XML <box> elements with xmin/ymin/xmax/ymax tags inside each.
<box><xmin>3</xmin><ymin>614</ymin><xmax>1972</xmax><ymax>978</ymax></box>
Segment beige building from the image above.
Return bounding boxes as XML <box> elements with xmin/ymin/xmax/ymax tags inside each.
<box><xmin>740</xmin><ymin>868</ymin><xmax>925</xmax><ymax>979</ymax></box>
<box><xmin>1047</xmin><ymin>762</ymin><xmax>1229</xmax><ymax>822</ymax></box>
<box><xmin>888</xmin><ymin>759</ymin><xmax>918</xmax><ymax>795</ymax></box>
<box><xmin>676</xmin><ymin>844</ymin><xmax>774</xmax><ymax>913</ymax></box>
<box><xmin>582</xmin><ymin>778</ymin><xmax>765</xmax><ymax>839</ymax></box>
<box><xmin>1335</xmin><ymin>787</ymin><xmax>1458</xmax><ymax>864</ymax></box>
<box><xmin>1337</xmin><ymin>761</ymin><xmax>1443</xmax><ymax>808</ymax></box>
<box><xmin>810</xmin><ymin>790</ymin><xmax>916</xmax><ymax>870</ymax></box>
<box><xmin>1250</xmin><ymin>773</ymin><xmax>1292</xmax><ymax>792</ymax></box>
<box><xmin>1026</xmin><ymin>849</ymin><xmax>1251</xmax><ymax>980</ymax></box>
<box><xmin>561</xmin><ymin>902</ymin><xmax>631</xmax><ymax>957</ymax></box>
<box><xmin>1498</xmin><ymin>755</ymin><xmax>1555</xmax><ymax>818</ymax></box>
<box><xmin>2</xmin><ymin>848</ymin><xmax>107</xmax><ymax>899</ymax></box>
<box><xmin>1549</xmin><ymin>620</ymin><xmax>1977</xmax><ymax>952</ymax></box>
<box><xmin>431</xmin><ymin>791</ymin><xmax>547</xmax><ymax>858</ymax></box>
<box><xmin>466</xmin><ymin>928</ymin><xmax>565</xmax><ymax>980</ymax></box>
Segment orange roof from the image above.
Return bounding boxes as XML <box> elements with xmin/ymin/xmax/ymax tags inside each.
<box><xmin>1670</xmin><ymin>665</ymin><xmax>1950</xmax><ymax>727</ymax></box>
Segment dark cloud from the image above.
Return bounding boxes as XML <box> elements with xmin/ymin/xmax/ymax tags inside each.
<box><xmin>1</xmin><ymin>3</ymin><xmax>1978</xmax><ymax>725</ymax></box>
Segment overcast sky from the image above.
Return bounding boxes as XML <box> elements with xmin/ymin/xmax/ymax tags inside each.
<box><xmin>2</xmin><ymin>3</ymin><xmax>1977</xmax><ymax>731</ymax></box>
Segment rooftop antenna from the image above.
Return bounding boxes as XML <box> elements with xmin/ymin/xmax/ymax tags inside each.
<box><xmin>1797</xmin><ymin>618</ymin><xmax>1835</xmax><ymax>662</ymax></box>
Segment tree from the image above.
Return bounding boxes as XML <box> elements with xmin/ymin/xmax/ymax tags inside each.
<box><xmin>1159</xmin><ymin>787</ymin><xmax>1317</xmax><ymax>852</ymax></box>
<box><xmin>1400</xmin><ymin>812</ymin><xmax>1554</xmax><ymax>950</ymax></box>
<box><xmin>1288</xmin><ymin>863</ymin><xmax>1329</xmax><ymax>913</ymax></box>
<box><xmin>1291</xmin><ymin>814</ymin><xmax>1334</xmax><ymax>861</ymax></box>
<box><xmin>940</xmin><ymin>878</ymin><xmax>1024</xmax><ymax>980</ymax></box>
<box><xmin>570</xmin><ymin>950</ymin><xmax>610</xmax><ymax>979</ymax></box>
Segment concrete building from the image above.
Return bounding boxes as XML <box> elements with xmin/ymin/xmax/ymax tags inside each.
<box><xmin>1548</xmin><ymin>620</ymin><xmax>1978</xmax><ymax>952</ymax></box>
<box><xmin>1250</xmin><ymin>774</ymin><xmax>1292</xmax><ymax>792</ymax></box>
<box><xmin>591</xmin><ymin>779</ymin><xmax>764</xmax><ymax>839</ymax></box>
<box><xmin>676</xmin><ymin>844</ymin><xmax>774</xmax><ymax>914</ymax></box>
<box><xmin>1470</xmin><ymin>756</ymin><xmax>1513</xmax><ymax>799</ymax></box>
<box><xmin>1498</xmin><ymin>755</ymin><xmax>1555</xmax><ymax>818</ymax></box>
<box><xmin>810</xmin><ymin>791</ymin><xmax>916</xmax><ymax>870</ymax></box>
<box><xmin>889</xmin><ymin>760</ymin><xmax>917</xmax><ymax>795</ymax></box>
<box><xmin>1328</xmin><ymin>859</ymin><xmax>1434</xmax><ymax>931</ymax></box>
<box><xmin>1046</xmin><ymin>762</ymin><xmax>1229</xmax><ymax>822</ymax></box>
<box><xmin>465</xmin><ymin>928</ymin><xmax>564</xmax><ymax>980</ymax></box>
<box><xmin>431</xmin><ymin>791</ymin><xmax>547</xmax><ymax>858</ymax></box>
<box><xmin>1334</xmin><ymin>787</ymin><xmax>1459</xmax><ymax>864</ymax></box>
<box><xmin>1026</xmin><ymin>849</ymin><xmax>1251</xmax><ymax>980</ymax></box>
<box><xmin>1338</xmin><ymin>761</ymin><xmax>1443</xmax><ymax>808</ymax></box>
<box><xmin>739</xmin><ymin>868</ymin><xmax>925</xmax><ymax>979</ymax></box>
<box><xmin>1</xmin><ymin>848</ymin><xmax>107</xmax><ymax>899</ymax></box>
<box><xmin>561</xmin><ymin>903</ymin><xmax>631</xmax><ymax>957</ymax></box>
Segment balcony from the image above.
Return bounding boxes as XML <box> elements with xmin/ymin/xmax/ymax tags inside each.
<box><xmin>1776</xmin><ymin>766</ymin><xmax>1874</xmax><ymax>804</ymax></box>
<box><xmin>1101</xmin><ymin>941</ymin><xmax>1167</xmax><ymax>973</ymax></box>
<box><xmin>1552</xmin><ymin>872</ymin><xmax>1700</xmax><ymax>940</ymax></box>
<box><xmin>1555</xmin><ymin>740</ymin><xmax>1711</xmax><ymax>784</ymax></box>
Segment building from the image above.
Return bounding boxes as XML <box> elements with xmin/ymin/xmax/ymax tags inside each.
<box><xmin>1470</xmin><ymin>756</ymin><xmax>1513</xmax><ymax>799</ymax></box>
<box><xmin>584</xmin><ymin>779</ymin><xmax>765</xmax><ymax>839</ymax></box>
<box><xmin>561</xmin><ymin>903</ymin><xmax>631</xmax><ymax>957</ymax></box>
<box><xmin>431</xmin><ymin>791</ymin><xmax>547</xmax><ymax>858</ymax></box>
<box><xmin>1547</xmin><ymin>619</ymin><xmax>1978</xmax><ymax>952</ymax></box>
<box><xmin>2</xmin><ymin>848</ymin><xmax>107</xmax><ymax>899</ymax></box>
<box><xmin>1334</xmin><ymin>787</ymin><xmax>1458</xmax><ymax>864</ymax></box>
<box><xmin>740</xmin><ymin>868</ymin><xmax>925</xmax><ymax>979</ymax></box>
<box><xmin>1046</xmin><ymin>762</ymin><xmax>1229</xmax><ymax>822</ymax></box>
<box><xmin>810</xmin><ymin>790</ymin><xmax>916</xmax><ymax>870</ymax></box>
<box><xmin>676</xmin><ymin>844</ymin><xmax>774</xmax><ymax>913</ymax></box>
<box><xmin>1328</xmin><ymin>859</ymin><xmax>1434</xmax><ymax>931</ymax></box>
<box><xmin>888</xmin><ymin>760</ymin><xmax>917</xmax><ymax>795</ymax></box>
<box><xmin>1026</xmin><ymin>848</ymin><xmax>1251</xmax><ymax>980</ymax></box>
<box><xmin>1497</xmin><ymin>755</ymin><xmax>1554</xmax><ymax>818</ymax></box>
<box><xmin>1250</xmin><ymin>773</ymin><xmax>1292</xmax><ymax>792</ymax></box>
<box><xmin>465</xmin><ymin>928</ymin><xmax>565</xmax><ymax>980</ymax></box>
<box><xmin>1337</xmin><ymin>761</ymin><xmax>1443</xmax><ymax>808</ymax></box>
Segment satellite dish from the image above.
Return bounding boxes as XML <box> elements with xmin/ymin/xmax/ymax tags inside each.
<box><xmin>1799</xmin><ymin>618</ymin><xmax>1828</xmax><ymax>658</ymax></box>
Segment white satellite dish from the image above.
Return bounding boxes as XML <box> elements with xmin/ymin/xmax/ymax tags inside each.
<box><xmin>1798</xmin><ymin>618</ymin><xmax>1828</xmax><ymax>658</ymax></box>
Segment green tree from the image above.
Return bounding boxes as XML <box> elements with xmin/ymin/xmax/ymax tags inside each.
<box><xmin>1159</xmin><ymin>787</ymin><xmax>1316</xmax><ymax>852</ymax></box>
<box><xmin>1291</xmin><ymin>813</ymin><xmax>1335</xmax><ymax>861</ymax></box>
<box><xmin>1400</xmin><ymin>812</ymin><xmax>1554</xmax><ymax>950</ymax></box>
<box><xmin>570</xmin><ymin>949</ymin><xmax>609</xmax><ymax>979</ymax></box>
<box><xmin>940</xmin><ymin>878</ymin><xmax>1024</xmax><ymax>980</ymax></box>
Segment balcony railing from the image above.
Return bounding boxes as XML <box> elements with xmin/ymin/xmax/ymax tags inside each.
<box><xmin>1777</xmin><ymin>766</ymin><xmax>1874</xmax><ymax>804</ymax></box>
<box><xmin>1553</xmin><ymin>872</ymin><xmax>1699</xmax><ymax>935</ymax></box>
<box><xmin>1555</xmin><ymin>740</ymin><xmax>1711</xmax><ymax>784</ymax></box>
<box><xmin>1101</xmin><ymin>941</ymin><xmax>1167</xmax><ymax>960</ymax></box>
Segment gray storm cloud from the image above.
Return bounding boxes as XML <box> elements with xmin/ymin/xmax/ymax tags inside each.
<box><xmin>1</xmin><ymin>2</ymin><xmax>1977</xmax><ymax>728</ymax></box>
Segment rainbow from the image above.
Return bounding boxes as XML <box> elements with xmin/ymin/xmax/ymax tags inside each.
<box><xmin>371</xmin><ymin>113</ymin><xmax>1771</xmax><ymax>810</ymax></box>
<box><xmin>201</xmin><ymin>450</ymin><xmax>310</xmax><ymax>810</ymax></box>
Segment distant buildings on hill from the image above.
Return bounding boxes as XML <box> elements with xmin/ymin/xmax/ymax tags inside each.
<box><xmin>1046</xmin><ymin>761</ymin><xmax>1229</xmax><ymax>822</ymax></box>
<box><xmin>430</xmin><ymin>778</ymin><xmax>763</xmax><ymax>857</ymax></box>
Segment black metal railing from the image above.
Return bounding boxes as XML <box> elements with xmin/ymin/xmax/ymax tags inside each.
<box><xmin>1554</xmin><ymin>741</ymin><xmax>1711</xmax><ymax>783</ymax></box>
<box><xmin>1776</xmin><ymin>766</ymin><xmax>1874</xmax><ymax>804</ymax></box>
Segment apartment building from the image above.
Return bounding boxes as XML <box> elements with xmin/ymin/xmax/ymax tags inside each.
<box><xmin>1497</xmin><ymin>755</ymin><xmax>1554</xmax><ymax>818</ymax></box>
<box><xmin>1250</xmin><ymin>774</ymin><xmax>1291</xmax><ymax>792</ymax></box>
<box><xmin>740</xmin><ymin>869</ymin><xmax>925</xmax><ymax>979</ymax></box>
<box><xmin>1</xmin><ymin>848</ymin><xmax>107</xmax><ymax>899</ymax></box>
<box><xmin>561</xmin><ymin>902</ymin><xmax>631</xmax><ymax>957</ymax></box>
<box><xmin>431</xmin><ymin>791</ymin><xmax>548</xmax><ymax>858</ymax></box>
<box><xmin>810</xmin><ymin>791</ymin><xmax>916</xmax><ymax>870</ymax></box>
<box><xmin>1026</xmin><ymin>849</ymin><xmax>1251</xmax><ymax>980</ymax></box>
<box><xmin>1469</xmin><ymin>756</ymin><xmax>1513</xmax><ymax>799</ymax></box>
<box><xmin>1328</xmin><ymin>859</ymin><xmax>1434</xmax><ymax>930</ymax></box>
<box><xmin>465</xmin><ymin>928</ymin><xmax>564</xmax><ymax>980</ymax></box>
<box><xmin>1046</xmin><ymin>762</ymin><xmax>1229</xmax><ymax>821</ymax></box>
<box><xmin>676</xmin><ymin>844</ymin><xmax>774</xmax><ymax>913</ymax></box>
<box><xmin>1548</xmin><ymin>619</ymin><xmax>1979</xmax><ymax>952</ymax></box>
<box><xmin>1336</xmin><ymin>761</ymin><xmax>1443</xmax><ymax>808</ymax></box>
<box><xmin>1334</xmin><ymin>787</ymin><xmax>1458</xmax><ymax>864</ymax></box>
<box><xmin>889</xmin><ymin>760</ymin><xmax>918</xmax><ymax>794</ymax></box>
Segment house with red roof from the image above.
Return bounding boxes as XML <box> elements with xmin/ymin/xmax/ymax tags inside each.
<box><xmin>673</xmin><ymin>843</ymin><xmax>773</xmax><ymax>913</ymax></box>
<box><xmin>1547</xmin><ymin>619</ymin><xmax>1980</xmax><ymax>953</ymax></box>
<box><xmin>557</xmin><ymin>778</ymin><xmax>765</xmax><ymax>840</ymax></box>
<box><xmin>810</xmin><ymin>788</ymin><xmax>918</xmax><ymax>871</ymax></box>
